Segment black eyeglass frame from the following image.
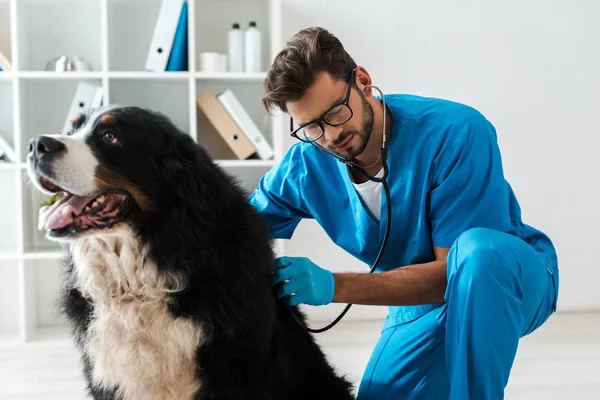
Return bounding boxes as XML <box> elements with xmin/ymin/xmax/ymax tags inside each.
<box><xmin>289</xmin><ymin>69</ymin><xmax>356</xmax><ymax>143</ymax></box>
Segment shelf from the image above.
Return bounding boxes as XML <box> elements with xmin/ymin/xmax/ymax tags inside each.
<box><xmin>108</xmin><ymin>71</ymin><xmax>190</xmax><ymax>80</ymax></box>
<box><xmin>6</xmin><ymin>71</ymin><xmax>266</xmax><ymax>81</ymax></box>
<box><xmin>17</xmin><ymin>71</ymin><xmax>104</xmax><ymax>80</ymax></box>
<box><xmin>194</xmin><ymin>72</ymin><xmax>266</xmax><ymax>81</ymax></box>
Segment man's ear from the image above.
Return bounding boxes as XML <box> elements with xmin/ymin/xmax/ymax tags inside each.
<box><xmin>354</xmin><ymin>66</ymin><xmax>373</xmax><ymax>97</ymax></box>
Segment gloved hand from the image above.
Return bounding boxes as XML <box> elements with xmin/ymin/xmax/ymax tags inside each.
<box><xmin>271</xmin><ymin>256</ymin><xmax>335</xmax><ymax>306</ymax></box>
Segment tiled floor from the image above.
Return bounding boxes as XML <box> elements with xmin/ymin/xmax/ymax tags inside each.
<box><xmin>0</xmin><ymin>312</ymin><xmax>599</xmax><ymax>399</ymax></box>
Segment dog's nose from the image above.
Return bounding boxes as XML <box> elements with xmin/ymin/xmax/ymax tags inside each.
<box><xmin>29</xmin><ymin>136</ymin><xmax>66</xmax><ymax>156</ymax></box>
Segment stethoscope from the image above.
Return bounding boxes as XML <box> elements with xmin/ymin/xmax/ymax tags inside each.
<box><xmin>288</xmin><ymin>84</ymin><xmax>393</xmax><ymax>334</ymax></box>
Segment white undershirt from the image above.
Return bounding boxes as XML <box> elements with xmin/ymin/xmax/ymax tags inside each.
<box><xmin>350</xmin><ymin>167</ymin><xmax>384</xmax><ymax>221</ymax></box>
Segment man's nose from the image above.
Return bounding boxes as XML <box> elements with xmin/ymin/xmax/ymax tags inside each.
<box><xmin>323</xmin><ymin>125</ymin><xmax>344</xmax><ymax>143</ymax></box>
<box><xmin>28</xmin><ymin>136</ymin><xmax>66</xmax><ymax>157</ymax></box>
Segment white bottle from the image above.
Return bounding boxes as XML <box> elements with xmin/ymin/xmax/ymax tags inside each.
<box><xmin>228</xmin><ymin>23</ymin><xmax>244</xmax><ymax>73</ymax></box>
<box><xmin>244</xmin><ymin>21</ymin><xmax>261</xmax><ymax>73</ymax></box>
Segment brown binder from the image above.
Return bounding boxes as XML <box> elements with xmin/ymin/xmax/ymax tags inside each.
<box><xmin>196</xmin><ymin>90</ymin><xmax>257</xmax><ymax>160</ymax></box>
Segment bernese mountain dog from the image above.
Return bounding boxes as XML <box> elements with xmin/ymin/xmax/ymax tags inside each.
<box><xmin>26</xmin><ymin>105</ymin><xmax>355</xmax><ymax>400</ymax></box>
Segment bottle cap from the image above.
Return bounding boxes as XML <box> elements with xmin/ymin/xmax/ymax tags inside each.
<box><xmin>249</xmin><ymin>21</ymin><xmax>257</xmax><ymax>27</ymax></box>
<box><xmin>232</xmin><ymin>23</ymin><xmax>240</xmax><ymax>29</ymax></box>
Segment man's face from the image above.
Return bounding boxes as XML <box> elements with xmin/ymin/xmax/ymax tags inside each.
<box><xmin>287</xmin><ymin>71</ymin><xmax>374</xmax><ymax>160</ymax></box>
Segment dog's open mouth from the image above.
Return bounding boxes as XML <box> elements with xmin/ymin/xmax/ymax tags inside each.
<box><xmin>38</xmin><ymin>176</ymin><xmax>131</xmax><ymax>236</ymax></box>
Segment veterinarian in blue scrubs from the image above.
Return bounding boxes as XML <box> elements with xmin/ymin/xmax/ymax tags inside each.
<box><xmin>248</xmin><ymin>27</ymin><xmax>559</xmax><ymax>399</ymax></box>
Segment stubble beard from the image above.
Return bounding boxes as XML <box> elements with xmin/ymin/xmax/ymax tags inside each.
<box><xmin>328</xmin><ymin>92</ymin><xmax>374</xmax><ymax>161</ymax></box>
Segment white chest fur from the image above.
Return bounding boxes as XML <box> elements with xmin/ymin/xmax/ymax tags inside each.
<box><xmin>70</xmin><ymin>227</ymin><xmax>204</xmax><ymax>400</ymax></box>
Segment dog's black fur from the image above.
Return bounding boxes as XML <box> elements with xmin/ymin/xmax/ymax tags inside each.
<box><xmin>49</xmin><ymin>107</ymin><xmax>354</xmax><ymax>400</ymax></box>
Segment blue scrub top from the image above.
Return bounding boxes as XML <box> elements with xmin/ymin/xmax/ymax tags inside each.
<box><xmin>248</xmin><ymin>94</ymin><xmax>558</xmax><ymax>328</ymax></box>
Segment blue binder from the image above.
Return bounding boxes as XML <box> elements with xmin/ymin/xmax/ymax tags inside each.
<box><xmin>166</xmin><ymin>1</ymin><xmax>188</xmax><ymax>72</ymax></box>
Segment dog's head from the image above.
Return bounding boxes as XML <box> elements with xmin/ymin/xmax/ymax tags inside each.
<box><xmin>27</xmin><ymin>105</ymin><xmax>202</xmax><ymax>242</ymax></box>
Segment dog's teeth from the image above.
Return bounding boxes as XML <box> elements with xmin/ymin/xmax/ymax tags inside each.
<box><xmin>84</xmin><ymin>206</ymin><xmax>91</xmax><ymax>212</ymax></box>
<box><xmin>92</xmin><ymin>201</ymin><xmax>99</xmax><ymax>208</ymax></box>
<box><xmin>97</xmin><ymin>195</ymin><xmax>106</xmax><ymax>203</ymax></box>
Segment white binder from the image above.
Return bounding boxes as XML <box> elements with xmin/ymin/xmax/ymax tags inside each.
<box><xmin>217</xmin><ymin>90</ymin><xmax>275</xmax><ymax>160</ymax></box>
<box><xmin>61</xmin><ymin>82</ymin><xmax>104</xmax><ymax>135</ymax></box>
<box><xmin>145</xmin><ymin>0</ymin><xmax>185</xmax><ymax>72</ymax></box>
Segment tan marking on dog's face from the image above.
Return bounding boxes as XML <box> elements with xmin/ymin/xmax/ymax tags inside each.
<box><xmin>99</xmin><ymin>113</ymin><xmax>117</xmax><ymax>127</ymax></box>
<box><xmin>95</xmin><ymin>166</ymin><xmax>155</xmax><ymax>213</ymax></box>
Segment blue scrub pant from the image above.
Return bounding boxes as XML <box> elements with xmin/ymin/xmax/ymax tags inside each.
<box><xmin>356</xmin><ymin>227</ymin><xmax>558</xmax><ymax>400</ymax></box>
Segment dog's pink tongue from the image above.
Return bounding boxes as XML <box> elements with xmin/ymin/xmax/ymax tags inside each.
<box><xmin>39</xmin><ymin>193</ymin><xmax>95</xmax><ymax>231</ymax></box>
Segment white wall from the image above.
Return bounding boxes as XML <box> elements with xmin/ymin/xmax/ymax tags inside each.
<box><xmin>280</xmin><ymin>0</ymin><xmax>599</xmax><ymax>321</ymax></box>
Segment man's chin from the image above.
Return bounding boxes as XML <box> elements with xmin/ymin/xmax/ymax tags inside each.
<box><xmin>327</xmin><ymin>135</ymin><xmax>364</xmax><ymax>160</ymax></box>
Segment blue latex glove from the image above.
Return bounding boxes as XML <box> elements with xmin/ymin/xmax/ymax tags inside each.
<box><xmin>271</xmin><ymin>256</ymin><xmax>335</xmax><ymax>306</ymax></box>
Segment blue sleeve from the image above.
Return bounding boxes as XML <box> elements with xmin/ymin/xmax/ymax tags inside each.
<box><xmin>428</xmin><ymin>116</ymin><xmax>512</xmax><ymax>248</ymax></box>
<box><xmin>247</xmin><ymin>145</ymin><xmax>313</xmax><ymax>239</ymax></box>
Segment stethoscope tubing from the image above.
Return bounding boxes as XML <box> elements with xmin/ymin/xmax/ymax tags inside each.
<box><xmin>288</xmin><ymin>85</ymin><xmax>393</xmax><ymax>333</ymax></box>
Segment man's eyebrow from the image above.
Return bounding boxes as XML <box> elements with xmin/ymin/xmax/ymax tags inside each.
<box><xmin>296</xmin><ymin>97</ymin><xmax>345</xmax><ymax>126</ymax></box>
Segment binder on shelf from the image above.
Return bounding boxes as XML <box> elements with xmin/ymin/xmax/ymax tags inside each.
<box><xmin>166</xmin><ymin>1</ymin><xmax>188</xmax><ymax>71</ymax></box>
<box><xmin>0</xmin><ymin>133</ymin><xmax>16</xmax><ymax>162</ymax></box>
<box><xmin>61</xmin><ymin>82</ymin><xmax>104</xmax><ymax>135</ymax></box>
<box><xmin>196</xmin><ymin>111</ymin><xmax>238</xmax><ymax>160</ymax></box>
<box><xmin>196</xmin><ymin>90</ymin><xmax>257</xmax><ymax>160</ymax></box>
<box><xmin>145</xmin><ymin>0</ymin><xmax>185</xmax><ymax>72</ymax></box>
<box><xmin>217</xmin><ymin>90</ymin><xmax>274</xmax><ymax>160</ymax></box>
<box><xmin>0</xmin><ymin>51</ymin><xmax>12</xmax><ymax>72</ymax></box>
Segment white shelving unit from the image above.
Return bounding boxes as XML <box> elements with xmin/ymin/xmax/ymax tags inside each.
<box><xmin>0</xmin><ymin>0</ymin><xmax>285</xmax><ymax>344</ymax></box>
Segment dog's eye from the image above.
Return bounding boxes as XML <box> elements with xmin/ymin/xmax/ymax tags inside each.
<box><xmin>103</xmin><ymin>131</ymin><xmax>119</xmax><ymax>144</ymax></box>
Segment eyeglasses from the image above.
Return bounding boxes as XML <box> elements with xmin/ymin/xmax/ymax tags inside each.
<box><xmin>289</xmin><ymin>69</ymin><xmax>355</xmax><ymax>143</ymax></box>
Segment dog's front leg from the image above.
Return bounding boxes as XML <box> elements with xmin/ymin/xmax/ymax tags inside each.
<box><xmin>80</xmin><ymin>354</ymin><xmax>123</xmax><ymax>400</ymax></box>
<box><xmin>87</xmin><ymin>386</ymin><xmax>122</xmax><ymax>400</ymax></box>
<box><xmin>195</xmin><ymin>323</ymin><xmax>273</xmax><ymax>400</ymax></box>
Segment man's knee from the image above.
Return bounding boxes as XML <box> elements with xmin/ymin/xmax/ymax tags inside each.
<box><xmin>447</xmin><ymin>227</ymin><xmax>517</xmax><ymax>285</ymax></box>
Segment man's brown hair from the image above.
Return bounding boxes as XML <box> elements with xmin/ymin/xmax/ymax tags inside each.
<box><xmin>262</xmin><ymin>27</ymin><xmax>357</xmax><ymax>114</ymax></box>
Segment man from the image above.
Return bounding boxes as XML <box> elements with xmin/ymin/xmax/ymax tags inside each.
<box><xmin>247</xmin><ymin>26</ymin><xmax>559</xmax><ymax>399</ymax></box>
